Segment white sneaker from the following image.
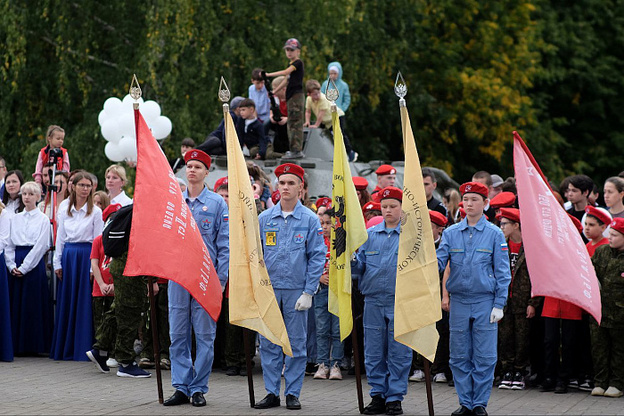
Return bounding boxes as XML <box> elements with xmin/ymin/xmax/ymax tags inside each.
<box><xmin>314</xmin><ymin>363</ymin><xmax>329</xmax><ymax>380</ymax></box>
<box><xmin>591</xmin><ymin>387</ymin><xmax>605</xmax><ymax>396</ymax></box>
<box><xmin>409</xmin><ymin>369</ymin><xmax>425</xmax><ymax>382</ymax></box>
<box><xmin>604</xmin><ymin>386</ymin><xmax>623</xmax><ymax>398</ymax></box>
<box><xmin>433</xmin><ymin>373</ymin><xmax>447</xmax><ymax>383</ymax></box>
<box><xmin>329</xmin><ymin>363</ymin><xmax>343</xmax><ymax>380</ymax></box>
<box><xmin>106</xmin><ymin>358</ymin><xmax>119</xmax><ymax>368</ymax></box>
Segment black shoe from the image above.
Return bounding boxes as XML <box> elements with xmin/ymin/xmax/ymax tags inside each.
<box><xmin>473</xmin><ymin>406</ymin><xmax>488</xmax><ymax>416</ymax></box>
<box><xmin>305</xmin><ymin>362</ymin><xmax>318</xmax><ymax>375</ymax></box>
<box><xmin>448</xmin><ymin>379</ymin><xmax>455</xmax><ymax>387</ymax></box>
<box><xmin>226</xmin><ymin>366</ymin><xmax>240</xmax><ymax>376</ymax></box>
<box><xmin>363</xmin><ymin>395</ymin><xmax>386</xmax><ymax>415</ymax></box>
<box><xmin>163</xmin><ymin>390</ymin><xmax>189</xmax><ymax>406</ymax></box>
<box><xmin>191</xmin><ymin>392</ymin><xmax>206</xmax><ymax>407</ymax></box>
<box><xmin>285</xmin><ymin>394</ymin><xmax>301</xmax><ymax>410</ymax></box>
<box><xmin>254</xmin><ymin>393</ymin><xmax>280</xmax><ymax>409</ymax></box>
<box><xmin>554</xmin><ymin>381</ymin><xmax>568</xmax><ymax>394</ymax></box>
<box><xmin>239</xmin><ymin>366</ymin><xmax>248</xmax><ymax>376</ymax></box>
<box><xmin>385</xmin><ymin>400</ymin><xmax>403</xmax><ymax>415</ymax></box>
<box><xmin>451</xmin><ymin>406</ymin><xmax>472</xmax><ymax>416</ymax></box>
<box><xmin>540</xmin><ymin>378</ymin><xmax>555</xmax><ymax>392</ymax></box>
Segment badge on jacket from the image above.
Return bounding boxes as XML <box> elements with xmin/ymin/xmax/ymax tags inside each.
<box><xmin>266</xmin><ymin>231</ymin><xmax>276</xmax><ymax>246</ymax></box>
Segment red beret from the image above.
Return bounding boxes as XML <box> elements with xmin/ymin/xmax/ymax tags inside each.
<box><xmin>316</xmin><ymin>197</ymin><xmax>332</xmax><ymax>209</ymax></box>
<box><xmin>371</xmin><ymin>191</ymin><xmax>383</xmax><ymax>203</ymax></box>
<box><xmin>568</xmin><ymin>214</ymin><xmax>583</xmax><ymax>234</ymax></box>
<box><xmin>362</xmin><ymin>201</ymin><xmax>381</xmax><ymax>215</ymax></box>
<box><xmin>460</xmin><ymin>181</ymin><xmax>489</xmax><ymax>198</ymax></box>
<box><xmin>379</xmin><ymin>186</ymin><xmax>402</xmax><ymax>202</ymax></box>
<box><xmin>375</xmin><ymin>164</ymin><xmax>397</xmax><ymax>176</ymax></box>
<box><xmin>353</xmin><ymin>176</ymin><xmax>369</xmax><ymax>191</ymax></box>
<box><xmin>490</xmin><ymin>192</ymin><xmax>516</xmax><ymax>209</ymax></box>
<box><xmin>102</xmin><ymin>203</ymin><xmax>122</xmax><ymax>222</ymax></box>
<box><xmin>585</xmin><ymin>206</ymin><xmax>611</xmax><ymax>226</ymax></box>
<box><xmin>275</xmin><ymin>163</ymin><xmax>305</xmax><ymax>182</ymax></box>
<box><xmin>271</xmin><ymin>190</ymin><xmax>281</xmax><ymax>205</ymax></box>
<box><xmin>429</xmin><ymin>210</ymin><xmax>448</xmax><ymax>227</ymax></box>
<box><xmin>214</xmin><ymin>176</ymin><xmax>228</xmax><ymax>191</ymax></box>
<box><xmin>184</xmin><ymin>149</ymin><xmax>212</xmax><ymax>169</ymax></box>
<box><xmin>496</xmin><ymin>207</ymin><xmax>520</xmax><ymax>224</ymax></box>
<box><xmin>610</xmin><ymin>217</ymin><xmax>624</xmax><ymax>235</ymax></box>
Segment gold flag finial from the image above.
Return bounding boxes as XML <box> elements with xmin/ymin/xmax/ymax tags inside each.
<box><xmin>130</xmin><ymin>74</ymin><xmax>142</xmax><ymax>109</ymax></box>
<box><xmin>394</xmin><ymin>71</ymin><xmax>407</xmax><ymax>107</ymax></box>
<box><xmin>219</xmin><ymin>76</ymin><xmax>231</xmax><ymax>114</ymax></box>
<box><xmin>324</xmin><ymin>77</ymin><xmax>340</xmax><ymax>113</ymax></box>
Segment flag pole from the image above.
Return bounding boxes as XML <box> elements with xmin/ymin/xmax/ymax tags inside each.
<box><xmin>130</xmin><ymin>75</ymin><xmax>164</xmax><ymax>404</ymax></box>
<box><xmin>395</xmin><ymin>71</ymin><xmax>435</xmax><ymax>416</ymax></box>
<box><xmin>219</xmin><ymin>77</ymin><xmax>255</xmax><ymax>408</ymax></box>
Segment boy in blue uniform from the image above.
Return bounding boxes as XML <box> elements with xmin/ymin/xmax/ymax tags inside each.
<box><xmin>254</xmin><ymin>163</ymin><xmax>326</xmax><ymax>410</ymax></box>
<box><xmin>436</xmin><ymin>182</ymin><xmax>511</xmax><ymax>416</ymax></box>
<box><xmin>353</xmin><ymin>186</ymin><xmax>412</xmax><ymax>416</ymax></box>
<box><xmin>163</xmin><ymin>149</ymin><xmax>229</xmax><ymax>407</ymax></box>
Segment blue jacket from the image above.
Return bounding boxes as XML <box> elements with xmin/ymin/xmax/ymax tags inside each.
<box><xmin>320</xmin><ymin>61</ymin><xmax>351</xmax><ymax>113</ymax></box>
<box><xmin>259</xmin><ymin>201</ymin><xmax>326</xmax><ymax>295</ymax></box>
<box><xmin>436</xmin><ymin>215</ymin><xmax>511</xmax><ymax>309</ymax></box>
<box><xmin>352</xmin><ymin>221</ymin><xmax>400</xmax><ymax>306</ymax></box>
<box><xmin>183</xmin><ymin>186</ymin><xmax>230</xmax><ymax>288</ymax></box>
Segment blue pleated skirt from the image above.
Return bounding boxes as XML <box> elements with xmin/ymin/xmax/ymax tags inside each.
<box><xmin>8</xmin><ymin>246</ymin><xmax>52</xmax><ymax>355</ymax></box>
<box><xmin>50</xmin><ymin>242</ymin><xmax>93</xmax><ymax>361</ymax></box>
<box><xmin>0</xmin><ymin>253</ymin><xmax>14</xmax><ymax>362</ymax></box>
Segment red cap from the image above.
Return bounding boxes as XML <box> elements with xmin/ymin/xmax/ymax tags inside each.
<box><xmin>214</xmin><ymin>176</ymin><xmax>228</xmax><ymax>191</ymax></box>
<box><xmin>271</xmin><ymin>190</ymin><xmax>281</xmax><ymax>205</ymax></box>
<box><xmin>353</xmin><ymin>176</ymin><xmax>369</xmax><ymax>191</ymax></box>
<box><xmin>460</xmin><ymin>181</ymin><xmax>489</xmax><ymax>198</ymax></box>
<box><xmin>496</xmin><ymin>207</ymin><xmax>520</xmax><ymax>224</ymax></box>
<box><xmin>102</xmin><ymin>203</ymin><xmax>122</xmax><ymax>222</ymax></box>
<box><xmin>610</xmin><ymin>217</ymin><xmax>624</xmax><ymax>235</ymax></box>
<box><xmin>275</xmin><ymin>163</ymin><xmax>305</xmax><ymax>182</ymax></box>
<box><xmin>568</xmin><ymin>214</ymin><xmax>583</xmax><ymax>234</ymax></box>
<box><xmin>585</xmin><ymin>206</ymin><xmax>611</xmax><ymax>226</ymax></box>
<box><xmin>429</xmin><ymin>210</ymin><xmax>448</xmax><ymax>227</ymax></box>
<box><xmin>490</xmin><ymin>192</ymin><xmax>516</xmax><ymax>209</ymax></box>
<box><xmin>375</xmin><ymin>164</ymin><xmax>397</xmax><ymax>176</ymax></box>
<box><xmin>379</xmin><ymin>186</ymin><xmax>402</xmax><ymax>202</ymax></box>
<box><xmin>184</xmin><ymin>149</ymin><xmax>212</xmax><ymax>169</ymax></box>
<box><xmin>316</xmin><ymin>197</ymin><xmax>332</xmax><ymax>209</ymax></box>
<box><xmin>362</xmin><ymin>201</ymin><xmax>381</xmax><ymax>215</ymax></box>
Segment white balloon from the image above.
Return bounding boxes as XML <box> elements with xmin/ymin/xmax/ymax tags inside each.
<box><xmin>104</xmin><ymin>141</ymin><xmax>125</xmax><ymax>162</ymax></box>
<box><xmin>103</xmin><ymin>97</ymin><xmax>123</xmax><ymax>118</ymax></box>
<box><xmin>140</xmin><ymin>100</ymin><xmax>161</xmax><ymax>123</ymax></box>
<box><xmin>101</xmin><ymin>119</ymin><xmax>121</xmax><ymax>142</ymax></box>
<box><xmin>98</xmin><ymin>109</ymin><xmax>109</xmax><ymax>127</ymax></box>
<box><xmin>118</xmin><ymin>135</ymin><xmax>137</xmax><ymax>161</ymax></box>
<box><xmin>151</xmin><ymin>116</ymin><xmax>173</xmax><ymax>140</ymax></box>
<box><xmin>117</xmin><ymin>112</ymin><xmax>136</xmax><ymax>138</ymax></box>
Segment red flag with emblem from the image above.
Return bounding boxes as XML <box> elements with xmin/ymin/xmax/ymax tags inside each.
<box><xmin>123</xmin><ymin>108</ymin><xmax>222</xmax><ymax>321</ymax></box>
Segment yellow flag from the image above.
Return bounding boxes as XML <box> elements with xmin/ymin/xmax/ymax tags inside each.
<box><xmin>328</xmin><ymin>110</ymin><xmax>368</xmax><ymax>341</ymax></box>
<box><xmin>224</xmin><ymin>107</ymin><xmax>292</xmax><ymax>356</ymax></box>
<box><xmin>394</xmin><ymin>104</ymin><xmax>441</xmax><ymax>362</ymax></box>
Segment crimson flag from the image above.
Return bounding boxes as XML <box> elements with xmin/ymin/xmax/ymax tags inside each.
<box><xmin>124</xmin><ymin>108</ymin><xmax>222</xmax><ymax>321</ymax></box>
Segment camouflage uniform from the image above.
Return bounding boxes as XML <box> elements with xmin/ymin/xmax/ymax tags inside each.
<box><xmin>287</xmin><ymin>92</ymin><xmax>304</xmax><ymax>152</ymax></box>
<box><xmin>140</xmin><ymin>282</ymin><xmax>170</xmax><ymax>361</ymax></box>
<box><xmin>590</xmin><ymin>245</ymin><xmax>624</xmax><ymax>390</ymax></box>
<box><xmin>93</xmin><ymin>252</ymin><xmax>146</xmax><ymax>365</ymax></box>
<box><xmin>498</xmin><ymin>245</ymin><xmax>542</xmax><ymax>375</ymax></box>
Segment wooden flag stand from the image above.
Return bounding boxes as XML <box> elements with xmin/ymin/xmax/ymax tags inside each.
<box><xmin>351</xmin><ymin>313</ymin><xmax>365</xmax><ymax>414</ymax></box>
<box><xmin>423</xmin><ymin>358</ymin><xmax>435</xmax><ymax>416</ymax></box>
<box><xmin>243</xmin><ymin>328</ymin><xmax>256</xmax><ymax>407</ymax></box>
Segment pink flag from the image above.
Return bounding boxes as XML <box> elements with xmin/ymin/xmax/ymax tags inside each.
<box><xmin>513</xmin><ymin>131</ymin><xmax>601</xmax><ymax>323</ymax></box>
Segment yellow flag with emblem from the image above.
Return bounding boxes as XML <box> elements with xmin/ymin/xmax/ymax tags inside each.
<box><xmin>328</xmin><ymin>110</ymin><xmax>368</xmax><ymax>341</ymax></box>
<box><xmin>394</xmin><ymin>103</ymin><xmax>441</xmax><ymax>362</ymax></box>
<box><xmin>224</xmin><ymin>106</ymin><xmax>292</xmax><ymax>356</ymax></box>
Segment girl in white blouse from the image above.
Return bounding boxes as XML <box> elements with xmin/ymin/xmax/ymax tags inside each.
<box><xmin>6</xmin><ymin>182</ymin><xmax>52</xmax><ymax>354</ymax></box>
<box><xmin>0</xmin><ymin>202</ymin><xmax>13</xmax><ymax>362</ymax></box>
<box><xmin>50</xmin><ymin>172</ymin><xmax>103</xmax><ymax>361</ymax></box>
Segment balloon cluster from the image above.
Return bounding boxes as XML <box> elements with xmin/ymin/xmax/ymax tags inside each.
<box><xmin>98</xmin><ymin>94</ymin><xmax>173</xmax><ymax>162</ymax></box>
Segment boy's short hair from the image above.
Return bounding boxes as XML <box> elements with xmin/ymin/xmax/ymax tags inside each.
<box><xmin>181</xmin><ymin>137</ymin><xmax>195</xmax><ymax>147</ymax></box>
<box><xmin>251</xmin><ymin>68</ymin><xmax>264</xmax><ymax>81</ymax></box>
<box><xmin>568</xmin><ymin>174</ymin><xmax>594</xmax><ymax>195</ymax></box>
<box><xmin>472</xmin><ymin>171</ymin><xmax>492</xmax><ymax>187</ymax></box>
<box><xmin>238</xmin><ymin>98</ymin><xmax>256</xmax><ymax>109</ymax></box>
<box><xmin>421</xmin><ymin>167</ymin><xmax>436</xmax><ymax>182</ymax></box>
<box><xmin>305</xmin><ymin>79</ymin><xmax>321</xmax><ymax>93</ymax></box>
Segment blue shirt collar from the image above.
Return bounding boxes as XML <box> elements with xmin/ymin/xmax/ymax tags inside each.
<box><xmin>271</xmin><ymin>200</ymin><xmax>304</xmax><ymax>220</ymax></box>
<box><xmin>458</xmin><ymin>214</ymin><xmax>487</xmax><ymax>231</ymax></box>
<box><xmin>183</xmin><ymin>186</ymin><xmax>209</xmax><ymax>205</ymax></box>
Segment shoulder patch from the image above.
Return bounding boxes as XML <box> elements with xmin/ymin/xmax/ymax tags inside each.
<box><xmin>500</xmin><ymin>243</ymin><xmax>508</xmax><ymax>251</ymax></box>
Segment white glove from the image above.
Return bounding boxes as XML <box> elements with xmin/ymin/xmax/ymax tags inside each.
<box><xmin>490</xmin><ymin>307</ymin><xmax>504</xmax><ymax>323</ymax></box>
<box><xmin>295</xmin><ymin>292</ymin><xmax>313</xmax><ymax>311</ymax></box>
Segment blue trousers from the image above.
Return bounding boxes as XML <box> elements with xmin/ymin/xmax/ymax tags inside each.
<box><xmin>168</xmin><ymin>281</ymin><xmax>217</xmax><ymax>396</ymax></box>
<box><xmin>449</xmin><ymin>299</ymin><xmax>497</xmax><ymax>410</ymax></box>
<box><xmin>363</xmin><ymin>301</ymin><xmax>412</xmax><ymax>402</ymax></box>
<box><xmin>259</xmin><ymin>288</ymin><xmax>308</xmax><ymax>397</ymax></box>
<box><xmin>314</xmin><ymin>285</ymin><xmax>344</xmax><ymax>366</ymax></box>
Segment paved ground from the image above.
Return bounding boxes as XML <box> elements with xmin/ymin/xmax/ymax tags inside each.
<box><xmin>1</xmin><ymin>357</ymin><xmax>623</xmax><ymax>415</ymax></box>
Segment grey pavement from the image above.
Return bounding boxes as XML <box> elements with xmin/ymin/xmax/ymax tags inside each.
<box><xmin>1</xmin><ymin>357</ymin><xmax>622</xmax><ymax>415</ymax></box>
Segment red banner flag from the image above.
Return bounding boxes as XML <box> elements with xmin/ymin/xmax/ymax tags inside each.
<box><xmin>513</xmin><ymin>131</ymin><xmax>601</xmax><ymax>323</ymax></box>
<box><xmin>124</xmin><ymin>108</ymin><xmax>222</xmax><ymax>321</ymax></box>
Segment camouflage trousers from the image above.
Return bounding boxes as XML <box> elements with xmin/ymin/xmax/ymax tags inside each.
<box><xmin>498</xmin><ymin>313</ymin><xmax>531</xmax><ymax>374</ymax></box>
<box><xmin>287</xmin><ymin>92</ymin><xmax>304</xmax><ymax>152</ymax></box>
<box><xmin>92</xmin><ymin>296</ymin><xmax>114</xmax><ymax>353</ymax></box>
<box><xmin>590</xmin><ymin>323</ymin><xmax>624</xmax><ymax>390</ymax></box>
<box><xmin>140</xmin><ymin>282</ymin><xmax>171</xmax><ymax>360</ymax></box>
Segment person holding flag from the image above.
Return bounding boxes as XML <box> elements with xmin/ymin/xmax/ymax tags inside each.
<box><xmin>436</xmin><ymin>181</ymin><xmax>511</xmax><ymax>416</ymax></box>
<box><xmin>254</xmin><ymin>163</ymin><xmax>326</xmax><ymax>411</ymax></box>
<box><xmin>163</xmin><ymin>149</ymin><xmax>230</xmax><ymax>407</ymax></box>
